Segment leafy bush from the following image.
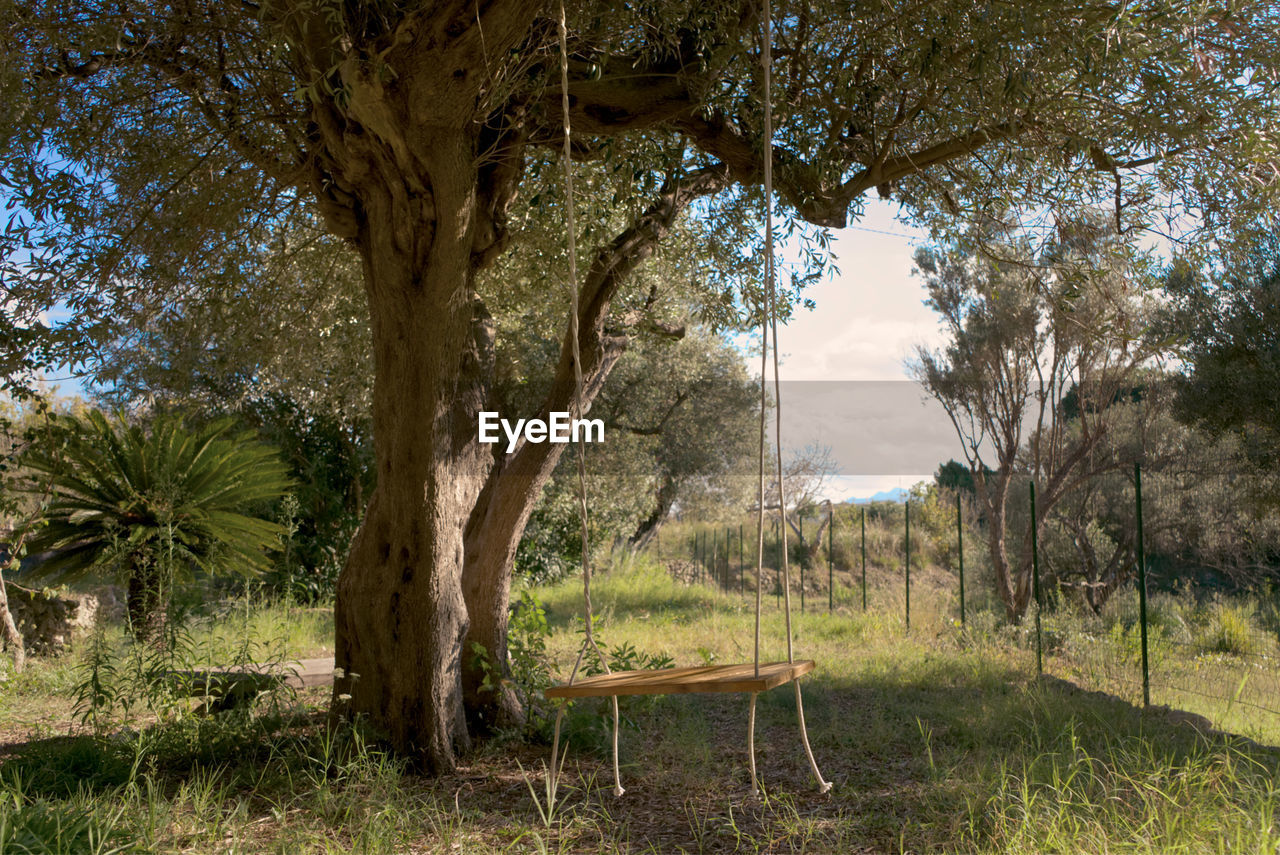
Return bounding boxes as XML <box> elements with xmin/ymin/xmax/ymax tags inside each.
<box><xmin>243</xmin><ymin>395</ymin><xmax>371</xmax><ymax>604</ymax></box>
<box><xmin>469</xmin><ymin>590</ymin><xmax>556</xmax><ymax>738</ymax></box>
<box><xmin>73</xmin><ymin>607</ymin><xmax>294</xmax><ymax>733</ymax></box>
<box><xmin>515</xmin><ymin>491</ymin><xmax>580</xmax><ymax>585</ymax></box>
<box><xmin>1198</xmin><ymin>601</ymin><xmax>1263</xmax><ymax>657</ymax></box>
<box><xmin>20</xmin><ymin>410</ymin><xmax>291</xmax><ymax>641</ymax></box>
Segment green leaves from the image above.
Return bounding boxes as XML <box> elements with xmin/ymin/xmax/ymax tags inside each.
<box><xmin>19</xmin><ymin>410</ymin><xmax>292</xmax><ymax>587</ymax></box>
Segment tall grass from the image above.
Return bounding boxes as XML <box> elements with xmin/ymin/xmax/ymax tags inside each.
<box><xmin>0</xmin><ymin>558</ymin><xmax>1277</xmax><ymax>853</ymax></box>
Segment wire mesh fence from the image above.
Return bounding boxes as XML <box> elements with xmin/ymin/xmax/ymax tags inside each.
<box><xmin>650</xmin><ymin>463</ymin><xmax>1280</xmax><ymax>745</ymax></box>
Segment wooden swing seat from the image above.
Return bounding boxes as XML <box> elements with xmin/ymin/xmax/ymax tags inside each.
<box><xmin>545</xmin><ymin>659</ymin><xmax>813</xmax><ymax>699</ymax></box>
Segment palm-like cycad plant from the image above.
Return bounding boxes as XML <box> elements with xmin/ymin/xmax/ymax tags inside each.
<box><xmin>21</xmin><ymin>411</ymin><xmax>292</xmax><ymax>641</ymax></box>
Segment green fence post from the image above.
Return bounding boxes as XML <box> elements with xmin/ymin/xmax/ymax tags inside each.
<box><xmin>739</xmin><ymin>523</ymin><xmax>745</xmax><ymax>596</ymax></box>
<box><xmin>957</xmin><ymin>490</ymin><xmax>966</xmax><ymax>626</ymax></box>
<box><xmin>798</xmin><ymin>512</ymin><xmax>806</xmax><ymax>613</ymax></box>
<box><xmin>712</xmin><ymin>529</ymin><xmax>719</xmax><ymax>590</ymax></box>
<box><xmin>698</xmin><ymin>529</ymin><xmax>705</xmax><ymax>585</ymax></box>
<box><xmin>861</xmin><ymin>506</ymin><xmax>867</xmax><ymax>611</ymax></box>
<box><xmin>724</xmin><ymin>527</ymin><xmax>730</xmax><ymax>588</ymax></box>
<box><xmin>774</xmin><ymin>518</ymin><xmax>781</xmax><ymax>609</ymax></box>
<box><xmin>828</xmin><ymin>502</ymin><xmax>834</xmax><ymax>613</ymax></box>
<box><xmin>905</xmin><ymin>500</ymin><xmax>911</xmax><ymax>632</ymax></box>
<box><xmin>1030</xmin><ymin>481</ymin><xmax>1043</xmax><ymax>675</ymax></box>
<box><xmin>1136</xmin><ymin>462</ymin><xmax>1150</xmax><ymax>708</ymax></box>
<box><xmin>725</xmin><ymin>527</ymin><xmax>731</xmax><ymax>589</ymax></box>
<box><xmin>691</xmin><ymin>529</ymin><xmax>697</xmax><ymax>581</ymax></box>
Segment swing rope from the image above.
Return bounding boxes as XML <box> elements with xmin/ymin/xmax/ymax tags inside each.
<box><xmin>549</xmin><ymin>0</ymin><xmax>624</xmax><ymax>798</ymax></box>
<box><xmin>757</xmin><ymin>0</ymin><xmax>830</xmax><ymax>794</ymax></box>
<box><xmin>546</xmin><ymin>0</ymin><xmax>828</xmax><ymax>799</ymax></box>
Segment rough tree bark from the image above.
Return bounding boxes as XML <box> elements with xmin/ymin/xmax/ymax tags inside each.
<box><xmin>0</xmin><ymin>572</ymin><xmax>24</xmax><ymax>673</ymax></box>
<box><xmin>629</xmin><ymin>474</ymin><xmax>678</xmax><ymax>551</ymax></box>
<box><xmin>310</xmin><ymin>4</ymin><xmax>535</xmax><ymax>767</ymax></box>
<box><xmin>329</xmin><ymin>129</ymin><xmax>496</xmax><ymax>768</ymax></box>
<box><xmin>459</xmin><ymin>166</ymin><xmax>729</xmax><ymax>732</ymax></box>
<box><xmin>974</xmin><ymin>469</ymin><xmax>1027</xmax><ymax>622</ymax></box>
<box><xmin>125</xmin><ymin>562</ymin><xmax>167</xmax><ymax>645</ymax></box>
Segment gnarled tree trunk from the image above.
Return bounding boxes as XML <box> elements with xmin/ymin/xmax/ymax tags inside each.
<box><xmin>459</xmin><ymin>166</ymin><xmax>729</xmax><ymax>731</ymax></box>
<box><xmin>125</xmin><ymin>562</ymin><xmax>167</xmax><ymax>645</ymax></box>
<box><xmin>629</xmin><ymin>473</ymin><xmax>678</xmax><ymax>551</ymax></box>
<box><xmin>331</xmin><ymin>126</ymin><xmax>496</xmax><ymax>770</ymax></box>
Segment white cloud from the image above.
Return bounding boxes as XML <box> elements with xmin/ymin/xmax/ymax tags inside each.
<box><xmin>745</xmin><ymin>200</ymin><xmax>964</xmax><ymax>498</ymax></box>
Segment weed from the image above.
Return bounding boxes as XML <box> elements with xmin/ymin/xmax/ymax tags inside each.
<box><xmin>1199</xmin><ymin>601</ymin><xmax>1263</xmax><ymax>657</ymax></box>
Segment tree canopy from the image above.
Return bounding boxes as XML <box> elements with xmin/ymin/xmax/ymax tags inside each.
<box><xmin>4</xmin><ymin>0</ymin><xmax>1280</xmax><ymax>768</ymax></box>
<box><xmin>1162</xmin><ymin>242</ymin><xmax>1280</xmax><ymax>475</ymax></box>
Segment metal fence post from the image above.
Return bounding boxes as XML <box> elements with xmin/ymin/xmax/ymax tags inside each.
<box><xmin>828</xmin><ymin>502</ymin><xmax>834</xmax><ymax>613</ymax></box>
<box><xmin>957</xmin><ymin>491</ymin><xmax>965</xmax><ymax>626</ymax></box>
<box><xmin>724</xmin><ymin>526</ymin><xmax>730</xmax><ymax>588</ymax></box>
<box><xmin>861</xmin><ymin>506</ymin><xmax>867</xmax><ymax>611</ymax></box>
<box><xmin>739</xmin><ymin>523</ymin><xmax>745</xmax><ymax>596</ymax></box>
<box><xmin>799</xmin><ymin>513</ymin><xmax>806</xmax><ymax>613</ymax></box>
<box><xmin>712</xmin><ymin>529</ymin><xmax>719</xmax><ymax>590</ymax></box>
<box><xmin>1030</xmin><ymin>481</ymin><xmax>1043</xmax><ymax>675</ymax></box>
<box><xmin>905</xmin><ymin>500</ymin><xmax>911</xmax><ymax>632</ymax></box>
<box><xmin>1136</xmin><ymin>461</ymin><xmax>1150</xmax><ymax>708</ymax></box>
<box><xmin>698</xmin><ymin>529</ymin><xmax>705</xmax><ymax>585</ymax></box>
<box><xmin>692</xmin><ymin>529</ymin><xmax>698</xmax><ymax>583</ymax></box>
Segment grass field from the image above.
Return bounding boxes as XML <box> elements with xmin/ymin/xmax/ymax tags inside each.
<box><xmin>1</xmin><ymin>557</ymin><xmax>1279</xmax><ymax>853</ymax></box>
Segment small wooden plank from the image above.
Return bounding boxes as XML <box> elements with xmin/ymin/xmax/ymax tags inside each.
<box><xmin>545</xmin><ymin>660</ymin><xmax>814</xmax><ymax>699</ymax></box>
<box><xmin>168</xmin><ymin>656</ymin><xmax>336</xmax><ymax>696</ymax></box>
<box><xmin>279</xmin><ymin>657</ymin><xmax>338</xmax><ymax>689</ymax></box>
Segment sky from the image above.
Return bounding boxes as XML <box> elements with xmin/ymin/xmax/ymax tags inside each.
<box><xmin>754</xmin><ymin>200</ymin><xmax>960</xmax><ymax>502</ymax></box>
<box><xmin>24</xmin><ymin>196</ymin><xmax>963</xmax><ymax>502</ymax></box>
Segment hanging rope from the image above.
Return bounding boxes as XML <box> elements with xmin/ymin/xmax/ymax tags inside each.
<box><xmin>757</xmin><ymin>0</ymin><xmax>831</xmax><ymax>795</ymax></box>
<box><xmin>550</xmin><ymin>0</ymin><xmax>624</xmax><ymax>798</ymax></box>
<box><xmin>544</xmin><ymin>0</ymin><xmax>828</xmax><ymax>800</ymax></box>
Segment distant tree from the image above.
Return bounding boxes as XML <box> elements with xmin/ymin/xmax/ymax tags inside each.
<box><xmin>1161</xmin><ymin>243</ymin><xmax>1280</xmax><ymax>478</ymax></box>
<box><xmin>605</xmin><ymin>330</ymin><xmax>756</xmax><ymax>549</ymax></box>
<box><xmin>934</xmin><ymin>459</ymin><xmax>994</xmax><ymax>496</ymax></box>
<box><xmin>1037</xmin><ymin>375</ymin><xmax>1176</xmax><ymax>611</ymax></box>
<box><xmin>749</xmin><ymin>443</ymin><xmax>839</xmax><ymax>569</ymax></box>
<box><xmin>914</xmin><ymin>221</ymin><xmax>1160</xmax><ymax>621</ymax></box>
<box><xmin>1042</xmin><ymin>373</ymin><xmax>1280</xmax><ymax>605</ymax></box>
<box><xmin>20</xmin><ymin>412</ymin><xmax>291</xmax><ymax>642</ymax></box>
<box><xmin>511</xmin><ymin>329</ymin><xmax>756</xmax><ymax>577</ymax></box>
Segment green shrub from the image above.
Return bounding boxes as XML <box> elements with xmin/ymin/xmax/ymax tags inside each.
<box><xmin>469</xmin><ymin>589</ymin><xmax>557</xmax><ymax>739</ymax></box>
<box><xmin>1198</xmin><ymin>601</ymin><xmax>1263</xmax><ymax>657</ymax></box>
<box><xmin>20</xmin><ymin>410</ymin><xmax>292</xmax><ymax>642</ymax></box>
<box><xmin>0</xmin><ymin>793</ymin><xmax>144</xmax><ymax>855</ymax></box>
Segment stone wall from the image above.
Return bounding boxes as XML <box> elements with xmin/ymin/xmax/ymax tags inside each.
<box><xmin>4</xmin><ymin>583</ymin><xmax>103</xmax><ymax>655</ymax></box>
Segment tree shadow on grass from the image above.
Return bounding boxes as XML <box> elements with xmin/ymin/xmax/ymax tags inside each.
<box><xmin>0</xmin><ymin>707</ymin><xmax>346</xmax><ymax>801</ymax></box>
<box><xmin>539</xmin><ymin>654</ymin><xmax>1280</xmax><ymax>853</ymax></box>
<box><xmin>3</xmin><ymin>656</ymin><xmax>1277</xmax><ymax>853</ymax></box>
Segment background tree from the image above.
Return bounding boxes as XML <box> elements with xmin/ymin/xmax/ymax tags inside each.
<box><xmin>1160</xmin><ymin>242</ymin><xmax>1280</xmax><ymax>479</ymax></box>
<box><xmin>760</xmin><ymin>443</ymin><xmax>838</xmax><ymax>569</ymax></box>
<box><xmin>914</xmin><ymin>222</ymin><xmax>1160</xmax><ymax>620</ymax></box>
<box><xmin>604</xmin><ymin>331</ymin><xmax>757</xmax><ymax>549</ymax></box>
<box><xmin>4</xmin><ymin>0</ymin><xmax>1279</xmax><ymax>767</ymax></box>
<box><xmin>19</xmin><ymin>411</ymin><xmax>291</xmax><ymax>641</ymax></box>
<box><xmin>507</xmin><ymin>328</ymin><xmax>756</xmax><ymax>580</ymax></box>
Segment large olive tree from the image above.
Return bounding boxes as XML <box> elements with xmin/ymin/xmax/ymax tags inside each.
<box><xmin>3</xmin><ymin>0</ymin><xmax>1278</xmax><ymax>769</ymax></box>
